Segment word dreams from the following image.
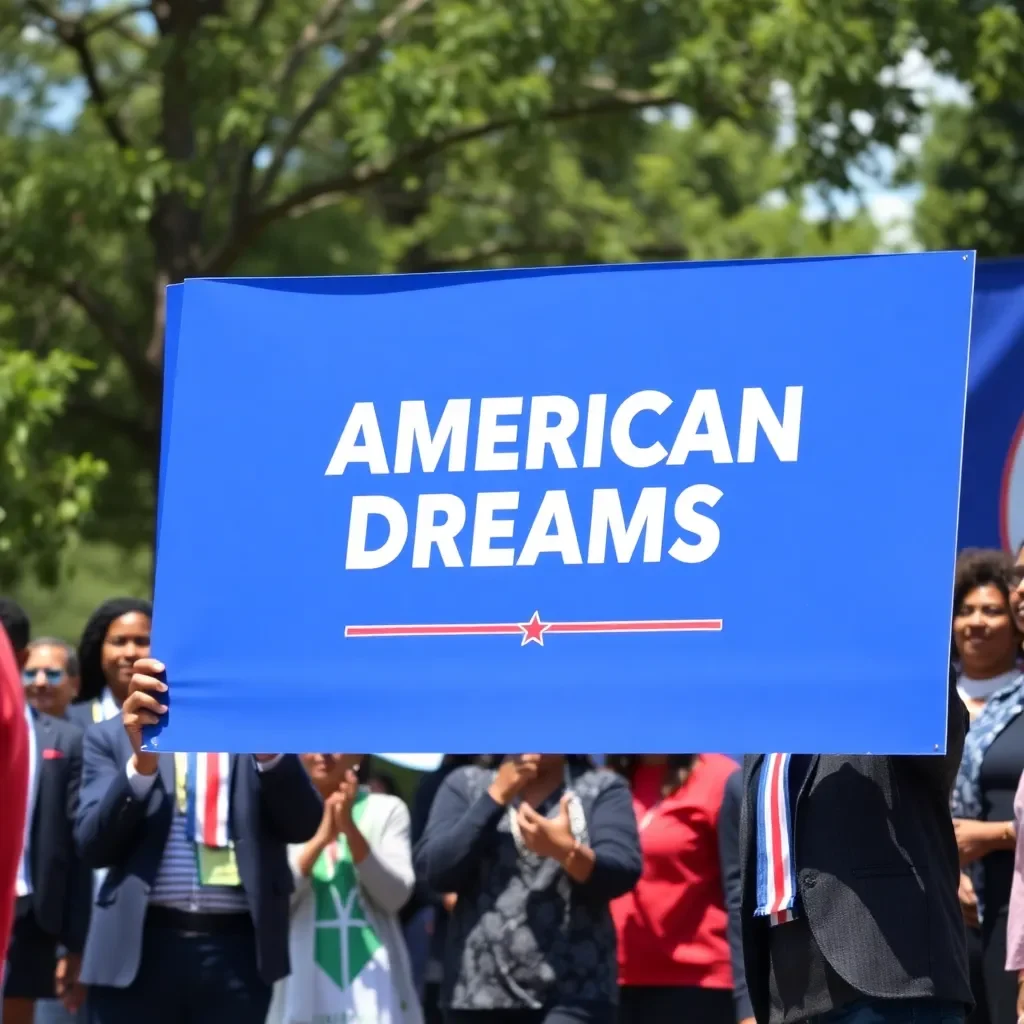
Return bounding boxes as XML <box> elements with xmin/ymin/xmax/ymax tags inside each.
<box><xmin>325</xmin><ymin>387</ymin><xmax>803</xmax><ymax>569</ymax></box>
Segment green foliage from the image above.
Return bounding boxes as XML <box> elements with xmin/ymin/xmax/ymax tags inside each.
<box><xmin>12</xmin><ymin>540</ymin><xmax>152</xmax><ymax>640</ymax></box>
<box><xmin>0</xmin><ymin>0</ymin><xmax>955</xmax><ymax>587</ymax></box>
<box><xmin>0</xmin><ymin>344</ymin><xmax>108</xmax><ymax>586</ymax></box>
<box><xmin>913</xmin><ymin>3</ymin><xmax>1024</xmax><ymax>256</ymax></box>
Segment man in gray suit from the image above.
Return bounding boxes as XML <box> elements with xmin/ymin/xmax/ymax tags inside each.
<box><xmin>74</xmin><ymin>657</ymin><xmax>322</xmax><ymax>1024</ymax></box>
<box><xmin>739</xmin><ymin>668</ymin><xmax>973</xmax><ymax>1024</ymax></box>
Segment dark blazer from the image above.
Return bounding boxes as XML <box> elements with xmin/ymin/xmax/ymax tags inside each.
<box><xmin>66</xmin><ymin>699</ymin><xmax>104</xmax><ymax>730</ymax></box>
<box><xmin>739</xmin><ymin>673</ymin><xmax>973</xmax><ymax>1023</ymax></box>
<box><xmin>718</xmin><ymin>766</ymin><xmax>753</xmax><ymax>1022</ymax></box>
<box><xmin>74</xmin><ymin>717</ymin><xmax>322</xmax><ymax>988</ymax></box>
<box><xmin>27</xmin><ymin>710</ymin><xmax>92</xmax><ymax>953</ymax></box>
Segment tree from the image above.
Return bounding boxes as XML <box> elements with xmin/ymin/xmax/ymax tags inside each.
<box><xmin>0</xmin><ymin>343</ymin><xmax>107</xmax><ymax>586</ymax></box>
<box><xmin>0</xmin><ymin>0</ymin><xmax>946</xmax><ymax>578</ymax></box>
<box><xmin>913</xmin><ymin>3</ymin><xmax>1024</xmax><ymax>255</ymax></box>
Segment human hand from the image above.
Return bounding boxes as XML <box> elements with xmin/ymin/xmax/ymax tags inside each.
<box><xmin>336</xmin><ymin>769</ymin><xmax>359</xmax><ymax>835</ymax></box>
<box><xmin>123</xmin><ymin>658</ymin><xmax>167</xmax><ymax>775</ymax></box>
<box><xmin>315</xmin><ymin>790</ymin><xmax>345</xmax><ymax>844</ymax></box>
<box><xmin>515</xmin><ymin>793</ymin><xmax>576</xmax><ymax>862</ymax></box>
<box><xmin>442</xmin><ymin>892</ymin><xmax>458</xmax><ymax>913</ymax></box>
<box><xmin>488</xmin><ymin>755</ymin><xmax>541</xmax><ymax>806</ymax></box>
<box><xmin>954</xmin><ymin>818</ymin><xmax>1005</xmax><ymax>865</ymax></box>
<box><xmin>55</xmin><ymin>953</ymin><xmax>85</xmax><ymax>1012</ymax></box>
<box><xmin>958</xmin><ymin>872</ymin><xmax>980</xmax><ymax>929</ymax></box>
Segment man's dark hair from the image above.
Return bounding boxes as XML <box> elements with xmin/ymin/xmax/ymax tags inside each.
<box><xmin>77</xmin><ymin>597</ymin><xmax>152</xmax><ymax>703</ymax></box>
<box><xmin>0</xmin><ymin>598</ymin><xmax>30</xmax><ymax>653</ymax></box>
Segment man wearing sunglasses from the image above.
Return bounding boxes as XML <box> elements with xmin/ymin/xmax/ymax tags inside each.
<box><xmin>0</xmin><ymin>611</ymin><xmax>92</xmax><ymax>1024</ymax></box>
<box><xmin>22</xmin><ymin>639</ymin><xmax>81</xmax><ymax>721</ymax></box>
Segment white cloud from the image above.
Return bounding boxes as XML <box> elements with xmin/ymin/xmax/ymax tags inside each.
<box><xmin>867</xmin><ymin>188</ymin><xmax>920</xmax><ymax>251</ymax></box>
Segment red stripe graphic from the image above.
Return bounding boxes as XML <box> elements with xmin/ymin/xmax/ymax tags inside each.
<box><xmin>203</xmin><ymin>754</ymin><xmax>220</xmax><ymax>847</ymax></box>
<box><xmin>346</xmin><ymin>623</ymin><xmax>522</xmax><ymax>637</ymax></box>
<box><xmin>345</xmin><ymin>612</ymin><xmax>722</xmax><ymax>645</ymax></box>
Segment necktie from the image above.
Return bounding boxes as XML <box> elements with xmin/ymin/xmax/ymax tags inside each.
<box><xmin>755</xmin><ymin>752</ymin><xmax>798</xmax><ymax>924</ymax></box>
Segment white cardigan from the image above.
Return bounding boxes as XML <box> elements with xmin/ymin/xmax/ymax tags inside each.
<box><xmin>266</xmin><ymin>792</ymin><xmax>425</xmax><ymax>1024</ymax></box>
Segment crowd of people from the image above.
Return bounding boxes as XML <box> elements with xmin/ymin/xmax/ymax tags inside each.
<box><xmin>0</xmin><ymin>541</ymin><xmax>1023</xmax><ymax>1024</ymax></box>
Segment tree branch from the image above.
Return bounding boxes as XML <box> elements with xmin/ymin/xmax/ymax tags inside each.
<box><xmin>28</xmin><ymin>0</ymin><xmax>132</xmax><ymax>148</ymax></box>
<box><xmin>223</xmin><ymin>0</ymin><xmax>351</xmax><ymax>250</ymax></box>
<box><xmin>84</xmin><ymin>2</ymin><xmax>153</xmax><ymax>39</ymax></box>
<box><xmin>62</xmin><ymin>281</ymin><xmax>158</xmax><ymax>398</ymax></box>
<box><xmin>272</xmin><ymin>0</ymin><xmax>350</xmax><ymax>94</ymax></box>
<box><xmin>64</xmin><ymin>393</ymin><xmax>156</xmax><ymax>449</ymax></box>
<box><xmin>203</xmin><ymin>83</ymin><xmax>679</xmax><ymax>274</ymax></box>
<box><xmin>253</xmin><ymin>0</ymin><xmax>431</xmax><ymax>205</ymax></box>
<box><xmin>249</xmin><ymin>0</ymin><xmax>276</xmax><ymax>29</ymax></box>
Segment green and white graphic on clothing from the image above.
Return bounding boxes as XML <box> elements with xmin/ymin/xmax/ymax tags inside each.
<box><xmin>311</xmin><ymin>796</ymin><xmax>394</xmax><ymax>1023</ymax></box>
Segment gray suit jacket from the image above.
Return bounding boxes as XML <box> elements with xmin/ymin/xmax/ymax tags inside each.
<box><xmin>739</xmin><ymin>670</ymin><xmax>972</xmax><ymax>1023</ymax></box>
<box><xmin>74</xmin><ymin>717</ymin><xmax>322</xmax><ymax>987</ymax></box>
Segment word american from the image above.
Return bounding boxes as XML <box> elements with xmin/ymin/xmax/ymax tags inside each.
<box><xmin>325</xmin><ymin>387</ymin><xmax>803</xmax><ymax>570</ymax></box>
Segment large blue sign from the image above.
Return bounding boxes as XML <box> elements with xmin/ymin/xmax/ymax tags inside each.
<box><xmin>147</xmin><ymin>253</ymin><xmax>974</xmax><ymax>755</ymax></box>
<box><xmin>957</xmin><ymin>258</ymin><xmax>1024</xmax><ymax>553</ymax></box>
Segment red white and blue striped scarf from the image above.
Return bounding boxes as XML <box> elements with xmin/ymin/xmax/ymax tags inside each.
<box><xmin>755</xmin><ymin>752</ymin><xmax>798</xmax><ymax>924</ymax></box>
<box><xmin>184</xmin><ymin>752</ymin><xmax>231</xmax><ymax>848</ymax></box>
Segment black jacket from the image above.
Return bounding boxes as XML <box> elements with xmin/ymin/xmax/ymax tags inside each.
<box><xmin>739</xmin><ymin>672</ymin><xmax>972</xmax><ymax>1023</ymax></box>
<box><xmin>28</xmin><ymin>710</ymin><xmax>92</xmax><ymax>953</ymax></box>
<box><xmin>719</xmin><ymin>767</ymin><xmax>753</xmax><ymax>1022</ymax></box>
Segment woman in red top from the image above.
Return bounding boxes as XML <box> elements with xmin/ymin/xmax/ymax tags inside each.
<box><xmin>609</xmin><ymin>754</ymin><xmax>738</xmax><ymax>1024</ymax></box>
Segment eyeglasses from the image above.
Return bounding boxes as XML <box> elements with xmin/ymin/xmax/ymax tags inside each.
<box><xmin>22</xmin><ymin>668</ymin><xmax>65</xmax><ymax>687</ymax></box>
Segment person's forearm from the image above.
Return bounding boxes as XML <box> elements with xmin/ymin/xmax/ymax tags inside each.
<box><xmin>560</xmin><ymin>842</ymin><xmax>596</xmax><ymax>883</ymax></box>
<box><xmin>424</xmin><ymin>793</ymin><xmax>505</xmax><ymax>891</ymax></box>
<box><xmin>343</xmin><ymin>823</ymin><xmax>370</xmax><ymax>865</ymax></box>
<box><xmin>296</xmin><ymin>833</ymin><xmax>333</xmax><ymax>877</ymax></box>
<box><xmin>994</xmin><ymin>821</ymin><xmax>1017</xmax><ymax>850</ymax></box>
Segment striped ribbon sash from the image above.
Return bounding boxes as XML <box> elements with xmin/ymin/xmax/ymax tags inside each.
<box><xmin>755</xmin><ymin>752</ymin><xmax>798</xmax><ymax>925</ymax></box>
<box><xmin>185</xmin><ymin>752</ymin><xmax>232</xmax><ymax>848</ymax></box>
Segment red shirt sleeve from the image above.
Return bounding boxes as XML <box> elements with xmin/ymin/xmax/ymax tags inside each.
<box><xmin>0</xmin><ymin>626</ymin><xmax>28</xmax><ymax>964</ymax></box>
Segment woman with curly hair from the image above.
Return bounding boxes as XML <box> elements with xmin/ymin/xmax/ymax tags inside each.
<box><xmin>67</xmin><ymin>598</ymin><xmax>151</xmax><ymax>729</ymax></box>
<box><xmin>950</xmin><ymin>548</ymin><xmax>1024</xmax><ymax>1024</ymax></box>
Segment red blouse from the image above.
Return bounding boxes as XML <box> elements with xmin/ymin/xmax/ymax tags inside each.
<box><xmin>611</xmin><ymin>754</ymin><xmax>736</xmax><ymax>989</ymax></box>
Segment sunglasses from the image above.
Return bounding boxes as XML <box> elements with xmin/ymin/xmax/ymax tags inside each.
<box><xmin>22</xmin><ymin>668</ymin><xmax>65</xmax><ymax>687</ymax></box>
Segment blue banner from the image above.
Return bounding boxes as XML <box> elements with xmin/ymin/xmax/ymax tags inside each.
<box><xmin>957</xmin><ymin>258</ymin><xmax>1024</xmax><ymax>553</ymax></box>
<box><xmin>147</xmin><ymin>253</ymin><xmax>973</xmax><ymax>756</ymax></box>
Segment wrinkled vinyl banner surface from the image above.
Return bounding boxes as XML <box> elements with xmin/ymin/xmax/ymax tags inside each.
<box><xmin>146</xmin><ymin>252</ymin><xmax>974</xmax><ymax>755</ymax></box>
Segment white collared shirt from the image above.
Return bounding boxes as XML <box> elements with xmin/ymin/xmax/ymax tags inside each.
<box><xmin>99</xmin><ymin>688</ymin><xmax>119</xmax><ymax>721</ymax></box>
<box><xmin>16</xmin><ymin>704</ymin><xmax>38</xmax><ymax>897</ymax></box>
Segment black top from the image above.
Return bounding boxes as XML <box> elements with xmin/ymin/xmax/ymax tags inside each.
<box><xmin>718</xmin><ymin>769</ymin><xmax>754</xmax><ymax>1022</ymax></box>
<box><xmin>979</xmin><ymin>710</ymin><xmax>1024</xmax><ymax>927</ymax></box>
<box><xmin>416</xmin><ymin>764</ymin><xmax>642</xmax><ymax>1013</ymax></box>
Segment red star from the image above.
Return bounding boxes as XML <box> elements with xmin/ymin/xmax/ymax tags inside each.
<box><xmin>518</xmin><ymin>611</ymin><xmax>551</xmax><ymax>647</ymax></box>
